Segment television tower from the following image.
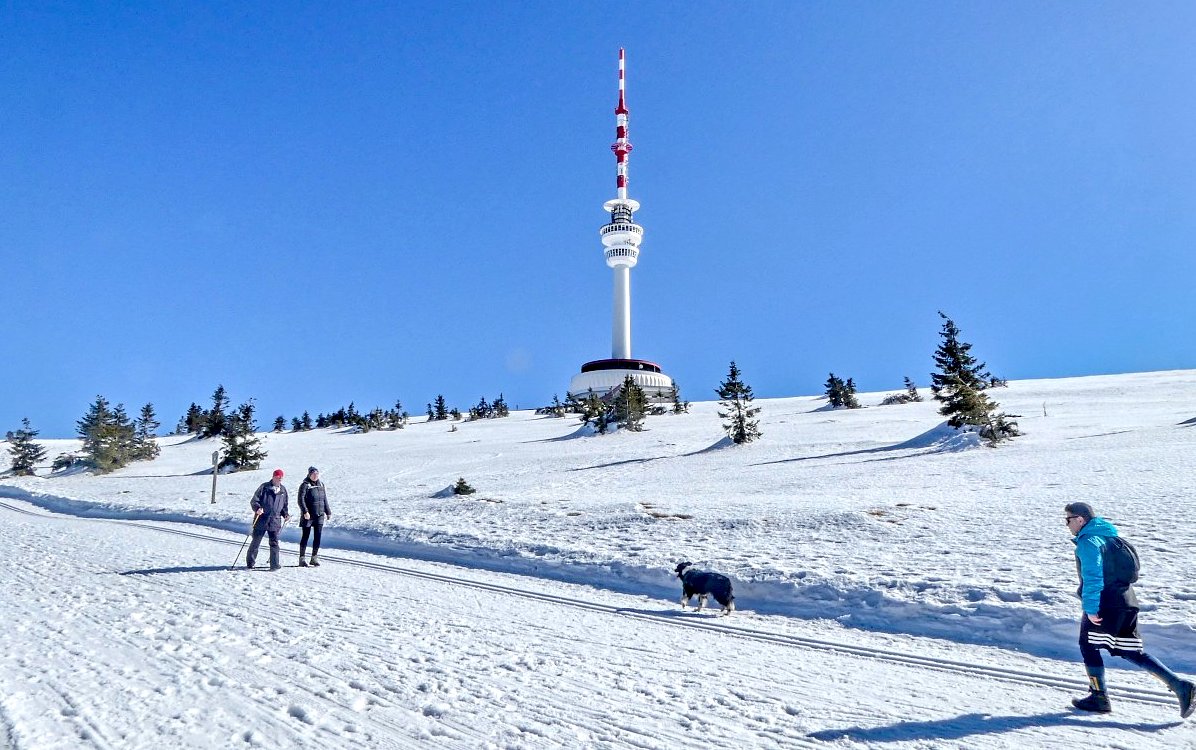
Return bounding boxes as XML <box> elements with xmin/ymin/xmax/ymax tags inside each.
<box><xmin>569</xmin><ymin>49</ymin><xmax>674</xmax><ymax>402</ymax></box>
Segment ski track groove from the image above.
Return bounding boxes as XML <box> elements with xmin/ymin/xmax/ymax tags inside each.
<box><xmin>0</xmin><ymin>498</ymin><xmax>1177</xmax><ymax>710</ymax></box>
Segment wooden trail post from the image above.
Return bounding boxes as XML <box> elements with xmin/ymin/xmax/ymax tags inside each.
<box><xmin>210</xmin><ymin>450</ymin><xmax>219</xmax><ymax>504</ymax></box>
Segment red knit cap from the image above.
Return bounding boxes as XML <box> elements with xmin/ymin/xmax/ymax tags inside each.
<box><xmin>272</xmin><ymin>469</ymin><xmax>284</xmax><ymax>478</ymax></box>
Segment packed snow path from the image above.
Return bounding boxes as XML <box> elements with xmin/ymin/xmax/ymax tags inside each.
<box><xmin>1</xmin><ymin>500</ymin><xmax>1193</xmax><ymax>749</ymax></box>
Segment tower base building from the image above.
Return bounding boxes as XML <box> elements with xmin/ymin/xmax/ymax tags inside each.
<box><xmin>569</xmin><ymin>358</ymin><xmax>675</xmax><ymax>402</ymax></box>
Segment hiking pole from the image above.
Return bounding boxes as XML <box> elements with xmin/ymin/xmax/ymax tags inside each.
<box><xmin>230</xmin><ymin>514</ymin><xmax>261</xmax><ymax>570</ymax></box>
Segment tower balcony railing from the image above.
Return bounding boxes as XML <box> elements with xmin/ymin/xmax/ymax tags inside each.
<box><xmin>600</xmin><ymin>222</ymin><xmax>643</xmax><ymax>237</ymax></box>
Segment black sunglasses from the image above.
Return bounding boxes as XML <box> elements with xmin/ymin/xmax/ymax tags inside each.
<box><xmin>1065</xmin><ymin>515</ymin><xmax>1081</xmax><ymax>523</ymax></box>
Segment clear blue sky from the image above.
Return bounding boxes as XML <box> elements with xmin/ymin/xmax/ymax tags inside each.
<box><xmin>4</xmin><ymin>3</ymin><xmax>1194</xmax><ymax>437</ymax></box>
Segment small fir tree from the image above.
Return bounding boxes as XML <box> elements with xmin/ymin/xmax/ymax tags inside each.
<box><xmin>827</xmin><ymin>373</ymin><xmax>846</xmax><ymax>406</ymax></box>
<box><xmin>221</xmin><ymin>400</ymin><xmax>267</xmax><ymax>471</ymax></box>
<box><xmin>301</xmin><ymin>411</ymin><xmax>313</xmax><ymax>431</ymax></box>
<box><xmin>904</xmin><ymin>376</ymin><xmax>923</xmax><ymax>402</ymax></box>
<box><xmin>7</xmin><ymin>418</ymin><xmax>47</xmax><ymax>476</ymax></box>
<box><xmin>132</xmin><ymin>403</ymin><xmax>161</xmax><ymax>461</ymax></box>
<box><xmin>843</xmin><ymin>378</ymin><xmax>861</xmax><ymax>409</ymax></box>
<box><xmin>670</xmin><ymin>385</ymin><xmax>690</xmax><ymax>414</ymax></box>
<box><xmin>930</xmin><ymin>312</ymin><xmax>991</xmax><ymax>398</ymax></box>
<box><xmin>77</xmin><ymin>395</ymin><xmax>133</xmax><ymax>472</ymax></box>
<box><xmin>452</xmin><ymin>477</ymin><xmax>476</xmax><ymax>495</ymax></box>
<box><xmin>273</xmin><ymin>416</ymin><xmax>286</xmax><ymax>432</ymax></box>
<box><xmin>434</xmin><ymin>395</ymin><xmax>449</xmax><ymax>421</ymax></box>
<box><xmin>612</xmin><ymin>375</ymin><xmax>647</xmax><ymax>431</ymax></box>
<box><xmin>202</xmin><ymin>385</ymin><xmax>230</xmax><ymax>438</ymax></box>
<box><xmin>930</xmin><ymin>313</ymin><xmax>1019</xmax><ymax>443</ymax></box>
<box><xmin>717</xmin><ymin>361</ymin><xmax>761</xmax><ymax>444</ymax></box>
<box><xmin>291</xmin><ymin>417</ymin><xmax>302</xmax><ymax>431</ymax></box>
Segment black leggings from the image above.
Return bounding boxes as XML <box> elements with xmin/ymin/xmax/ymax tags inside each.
<box><xmin>300</xmin><ymin>525</ymin><xmax>322</xmax><ymax>557</ymax></box>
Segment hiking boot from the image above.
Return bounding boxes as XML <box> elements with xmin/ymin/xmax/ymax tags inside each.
<box><xmin>298</xmin><ymin>557</ymin><xmax>308</xmax><ymax>568</ymax></box>
<box><xmin>1177</xmin><ymin>679</ymin><xmax>1195</xmax><ymax>719</ymax></box>
<box><xmin>1072</xmin><ymin>691</ymin><xmax>1112</xmax><ymax>713</ymax></box>
<box><xmin>309</xmin><ymin>557</ymin><xmax>320</xmax><ymax>567</ymax></box>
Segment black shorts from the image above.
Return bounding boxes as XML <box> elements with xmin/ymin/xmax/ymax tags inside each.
<box><xmin>1082</xmin><ymin>608</ymin><xmax>1144</xmax><ymax>654</ymax></box>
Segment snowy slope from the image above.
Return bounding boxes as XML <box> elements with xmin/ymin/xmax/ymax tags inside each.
<box><xmin>1</xmin><ymin>498</ymin><xmax>1192</xmax><ymax>749</ymax></box>
<box><xmin>2</xmin><ymin>370</ymin><xmax>1196</xmax><ymax>747</ymax></box>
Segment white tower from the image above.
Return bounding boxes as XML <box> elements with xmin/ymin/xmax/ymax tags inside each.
<box><xmin>569</xmin><ymin>49</ymin><xmax>674</xmax><ymax>402</ymax></box>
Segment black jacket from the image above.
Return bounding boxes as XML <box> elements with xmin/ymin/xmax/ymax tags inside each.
<box><xmin>297</xmin><ymin>478</ymin><xmax>331</xmax><ymax>528</ymax></box>
<box><xmin>250</xmin><ymin>482</ymin><xmax>289</xmax><ymax>532</ymax></box>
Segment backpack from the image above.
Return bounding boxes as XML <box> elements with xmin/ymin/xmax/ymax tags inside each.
<box><xmin>1103</xmin><ymin>536</ymin><xmax>1140</xmax><ymax>586</ymax></box>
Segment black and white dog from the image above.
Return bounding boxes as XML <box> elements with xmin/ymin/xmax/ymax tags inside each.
<box><xmin>675</xmin><ymin>562</ymin><xmax>735</xmax><ymax>614</ymax></box>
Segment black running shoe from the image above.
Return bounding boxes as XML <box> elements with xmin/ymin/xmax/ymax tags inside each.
<box><xmin>1072</xmin><ymin>692</ymin><xmax>1112</xmax><ymax>713</ymax></box>
<box><xmin>1177</xmin><ymin>680</ymin><xmax>1195</xmax><ymax>719</ymax></box>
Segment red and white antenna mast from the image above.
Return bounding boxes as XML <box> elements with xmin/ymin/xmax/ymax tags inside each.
<box><xmin>613</xmin><ymin>48</ymin><xmax>632</xmax><ymax>200</ymax></box>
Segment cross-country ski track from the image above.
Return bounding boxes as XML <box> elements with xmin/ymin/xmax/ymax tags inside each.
<box><xmin>1</xmin><ymin>498</ymin><xmax>1192</xmax><ymax>749</ymax></box>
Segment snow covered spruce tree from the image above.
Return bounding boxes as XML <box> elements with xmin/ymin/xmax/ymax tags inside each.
<box><xmin>717</xmin><ymin>361</ymin><xmax>761</xmax><ymax>444</ymax></box>
<box><xmin>612</xmin><ymin>375</ymin><xmax>647</xmax><ymax>431</ymax></box>
<box><xmin>7</xmin><ymin>418</ymin><xmax>47</xmax><ymax>476</ymax></box>
<box><xmin>930</xmin><ymin>312</ymin><xmax>1019</xmax><ymax>444</ymax></box>
<box><xmin>132</xmin><ymin>403</ymin><xmax>161</xmax><ymax>461</ymax></box>
<box><xmin>220</xmin><ymin>400</ymin><xmax>267</xmax><ymax>471</ymax></box>
<box><xmin>77</xmin><ymin>395</ymin><xmax>135</xmax><ymax>472</ymax></box>
<box><xmin>433</xmin><ymin>395</ymin><xmax>449</xmax><ymax>421</ymax></box>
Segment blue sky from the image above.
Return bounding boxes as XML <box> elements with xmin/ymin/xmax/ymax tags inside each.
<box><xmin>4</xmin><ymin>3</ymin><xmax>1195</xmax><ymax>437</ymax></box>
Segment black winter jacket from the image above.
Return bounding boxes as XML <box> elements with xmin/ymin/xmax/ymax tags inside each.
<box><xmin>297</xmin><ymin>478</ymin><xmax>331</xmax><ymax>528</ymax></box>
<box><xmin>251</xmin><ymin>482</ymin><xmax>290</xmax><ymax>532</ymax></box>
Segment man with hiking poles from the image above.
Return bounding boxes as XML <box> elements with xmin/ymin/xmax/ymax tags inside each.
<box><xmin>1065</xmin><ymin>502</ymin><xmax>1195</xmax><ymax>716</ymax></box>
<box><xmin>246</xmin><ymin>468</ymin><xmax>290</xmax><ymax>571</ymax></box>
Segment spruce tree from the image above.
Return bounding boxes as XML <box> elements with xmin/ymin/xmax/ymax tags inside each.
<box><xmin>612</xmin><ymin>375</ymin><xmax>647</xmax><ymax>431</ymax></box>
<box><xmin>670</xmin><ymin>385</ymin><xmax>690</xmax><ymax>414</ymax></box>
<box><xmin>434</xmin><ymin>395</ymin><xmax>448</xmax><ymax>421</ymax></box>
<box><xmin>202</xmin><ymin>385</ymin><xmax>230</xmax><ymax>438</ymax></box>
<box><xmin>493</xmin><ymin>393</ymin><xmax>509</xmax><ymax>418</ymax></box>
<box><xmin>132</xmin><ymin>403</ymin><xmax>161</xmax><ymax>461</ymax></box>
<box><xmin>291</xmin><ymin>417</ymin><xmax>302</xmax><ymax>431</ymax></box>
<box><xmin>302</xmin><ymin>411</ymin><xmax>313</xmax><ymax>430</ymax></box>
<box><xmin>7</xmin><ymin>418</ymin><xmax>47</xmax><ymax>476</ymax></box>
<box><xmin>426</xmin><ymin>403</ymin><xmax>434</xmax><ymax>421</ymax></box>
<box><xmin>273</xmin><ymin>416</ymin><xmax>286</xmax><ymax>432</ymax></box>
<box><xmin>930</xmin><ymin>313</ymin><xmax>1019</xmax><ymax>443</ymax></box>
<box><xmin>452</xmin><ymin>477</ymin><xmax>476</xmax><ymax>495</ymax></box>
<box><xmin>178</xmin><ymin>402</ymin><xmax>205</xmax><ymax>435</ymax></box>
<box><xmin>717</xmin><ymin>361</ymin><xmax>762</xmax><ymax>444</ymax></box>
<box><xmin>930</xmin><ymin>312</ymin><xmax>991</xmax><ymax>398</ymax></box>
<box><xmin>843</xmin><ymin>378</ymin><xmax>861</xmax><ymax>409</ymax></box>
<box><xmin>904</xmin><ymin>376</ymin><xmax>923</xmax><ymax>402</ymax></box>
<box><xmin>824</xmin><ymin>373</ymin><xmax>846</xmax><ymax>407</ymax></box>
<box><xmin>221</xmin><ymin>401</ymin><xmax>267</xmax><ymax>471</ymax></box>
<box><xmin>77</xmin><ymin>395</ymin><xmax>133</xmax><ymax>473</ymax></box>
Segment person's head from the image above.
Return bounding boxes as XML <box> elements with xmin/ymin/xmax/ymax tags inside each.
<box><xmin>271</xmin><ymin>468</ymin><xmax>284</xmax><ymax>485</ymax></box>
<box><xmin>1064</xmin><ymin>502</ymin><xmax>1096</xmax><ymax>536</ymax></box>
<box><xmin>308</xmin><ymin>466</ymin><xmax>319</xmax><ymax>480</ymax></box>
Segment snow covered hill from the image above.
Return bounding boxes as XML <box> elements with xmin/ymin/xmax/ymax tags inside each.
<box><xmin>2</xmin><ymin>370</ymin><xmax>1196</xmax><ymax>747</ymax></box>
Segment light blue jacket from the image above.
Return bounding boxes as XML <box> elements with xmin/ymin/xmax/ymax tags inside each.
<box><xmin>1073</xmin><ymin>516</ymin><xmax>1119</xmax><ymax>616</ymax></box>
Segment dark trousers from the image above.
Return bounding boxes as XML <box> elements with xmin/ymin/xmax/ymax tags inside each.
<box><xmin>300</xmin><ymin>525</ymin><xmax>322</xmax><ymax>557</ymax></box>
<box><xmin>1079</xmin><ymin>612</ymin><xmax>1180</xmax><ymax>692</ymax></box>
<box><xmin>247</xmin><ymin>527</ymin><xmax>281</xmax><ymax>569</ymax></box>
